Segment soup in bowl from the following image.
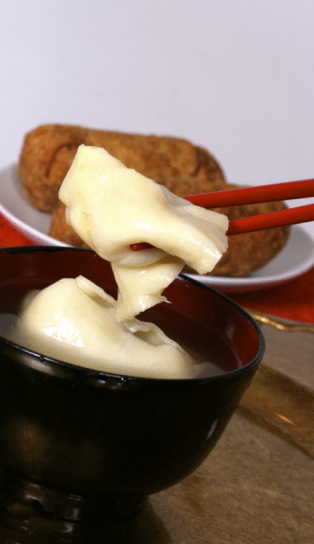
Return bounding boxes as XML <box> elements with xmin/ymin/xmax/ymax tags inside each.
<box><xmin>0</xmin><ymin>246</ymin><xmax>264</xmax><ymax>540</ymax></box>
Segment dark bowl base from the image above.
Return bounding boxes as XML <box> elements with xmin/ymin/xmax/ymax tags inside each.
<box><xmin>0</xmin><ymin>466</ymin><xmax>148</xmax><ymax>543</ymax></box>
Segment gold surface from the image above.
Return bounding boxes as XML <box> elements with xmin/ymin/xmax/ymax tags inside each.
<box><xmin>241</xmin><ymin>310</ymin><xmax>314</xmax><ymax>459</ymax></box>
<box><xmin>102</xmin><ymin>312</ymin><xmax>314</xmax><ymax>543</ymax></box>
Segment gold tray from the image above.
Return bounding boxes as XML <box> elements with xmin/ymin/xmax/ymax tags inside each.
<box><xmin>104</xmin><ymin>312</ymin><xmax>314</xmax><ymax>543</ymax></box>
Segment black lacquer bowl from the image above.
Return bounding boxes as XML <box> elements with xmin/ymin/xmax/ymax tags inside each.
<box><xmin>0</xmin><ymin>246</ymin><xmax>264</xmax><ymax>542</ymax></box>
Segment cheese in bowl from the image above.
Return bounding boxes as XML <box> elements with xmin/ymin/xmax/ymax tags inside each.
<box><xmin>7</xmin><ymin>275</ymin><xmax>196</xmax><ymax>379</ymax></box>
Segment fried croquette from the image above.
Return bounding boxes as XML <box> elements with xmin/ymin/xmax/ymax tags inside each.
<box><xmin>18</xmin><ymin>124</ymin><xmax>226</xmax><ymax>212</ymax></box>
<box><xmin>18</xmin><ymin>124</ymin><xmax>290</xmax><ymax>277</ymax></box>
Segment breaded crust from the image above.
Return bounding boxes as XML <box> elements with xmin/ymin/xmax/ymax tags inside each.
<box><xmin>18</xmin><ymin>125</ymin><xmax>88</xmax><ymax>212</ymax></box>
<box><xmin>207</xmin><ymin>185</ymin><xmax>290</xmax><ymax>276</ymax></box>
<box><xmin>49</xmin><ymin>201</ymin><xmax>87</xmax><ymax>248</ymax></box>
<box><xmin>18</xmin><ymin>124</ymin><xmax>226</xmax><ymax>212</ymax></box>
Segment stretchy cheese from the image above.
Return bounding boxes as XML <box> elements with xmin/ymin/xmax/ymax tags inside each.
<box><xmin>6</xmin><ymin>146</ymin><xmax>229</xmax><ymax>380</ymax></box>
<box><xmin>9</xmin><ymin>276</ymin><xmax>195</xmax><ymax>379</ymax></box>
<box><xmin>59</xmin><ymin>145</ymin><xmax>228</xmax><ymax>320</ymax></box>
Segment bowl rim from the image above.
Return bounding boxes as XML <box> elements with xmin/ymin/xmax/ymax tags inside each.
<box><xmin>0</xmin><ymin>245</ymin><xmax>265</xmax><ymax>385</ymax></box>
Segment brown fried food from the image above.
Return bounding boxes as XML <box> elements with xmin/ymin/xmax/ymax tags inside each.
<box><xmin>207</xmin><ymin>185</ymin><xmax>290</xmax><ymax>276</ymax></box>
<box><xmin>49</xmin><ymin>201</ymin><xmax>88</xmax><ymax>249</ymax></box>
<box><xmin>18</xmin><ymin>125</ymin><xmax>88</xmax><ymax>212</ymax></box>
<box><xmin>18</xmin><ymin>124</ymin><xmax>226</xmax><ymax>212</ymax></box>
<box><xmin>19</xmin><ymin>123</ymin><xmax>290</xmax><ymax>277</ymax></box>
<box><xmin>49</xmin><ymin>182</ymin><xmax>290</xmax><ymax>278</ymax></box>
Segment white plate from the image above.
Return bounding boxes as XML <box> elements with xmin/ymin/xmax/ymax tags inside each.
<box><xmin>186</xmin><ymin>224</ymin><xmax>314</xmax><ymax>293</ymax></box>
<box><xmin>0</xmin><ymin>164</ymin><xmax>67</xmax><ymax>247</ymax></box>
<box><xmin>0</xmin><ymin>164</ymin><xmax>313</xmax><ymax>294</ymax></box>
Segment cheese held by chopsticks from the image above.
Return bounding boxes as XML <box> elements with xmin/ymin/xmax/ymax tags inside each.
<box><xmin>59</xmin><ymin>145</ymin><xmax>228</xmax><ymax>321</ymax></box>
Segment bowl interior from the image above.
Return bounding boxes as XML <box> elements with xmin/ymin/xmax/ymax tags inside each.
<box><xmin>0</xmin><ymin>246</ymin><xmax>263</xmax><ymax>379</ymax></box>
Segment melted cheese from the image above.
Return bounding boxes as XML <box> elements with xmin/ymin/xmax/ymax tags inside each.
<box><xmin>59</xmin><ymin>144</ymin><xmax>228</xmax><ymax>320</ymax></box>
<box><xmin>9</xmin><ymin>276</ymin><xmax>195</xmax><ymax>379</ymax></box>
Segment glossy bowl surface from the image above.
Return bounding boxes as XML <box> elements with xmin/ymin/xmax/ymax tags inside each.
<box><xmin>0</xmin><ymin>246</ymin><xmax>264</xmax><ymax>539</ymax></box>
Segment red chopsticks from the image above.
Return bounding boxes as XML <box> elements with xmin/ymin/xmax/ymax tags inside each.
<box><xmin>131</xmin><ymin>179</ymin><xmax>314</xmax><ymax>251</ymax></box>
<box><xmin>227</xmin><ymin>202</ymin><xmax>314</xmax><ymax>235</ymax></box>
<box><xmin>185</xmin><ymin>178</ymin><xmax>314</xmax><ymax>208</ymax></box>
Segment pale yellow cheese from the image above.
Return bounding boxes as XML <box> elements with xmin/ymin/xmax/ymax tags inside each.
<box><xmin>59</xmin><ymin>145</ymin><xmax>228</xmax><ymax>321</ymax></box>
<box><xmin>9</xmin><ymin>276</ymin><xmax>195</xmax><ymax>379</ymax></box>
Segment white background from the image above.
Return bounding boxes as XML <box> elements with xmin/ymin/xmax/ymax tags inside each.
<box><xmin>0</xmin><ymin>0</ymin><xmax>313</xmax><ymax>237</ymax></box>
